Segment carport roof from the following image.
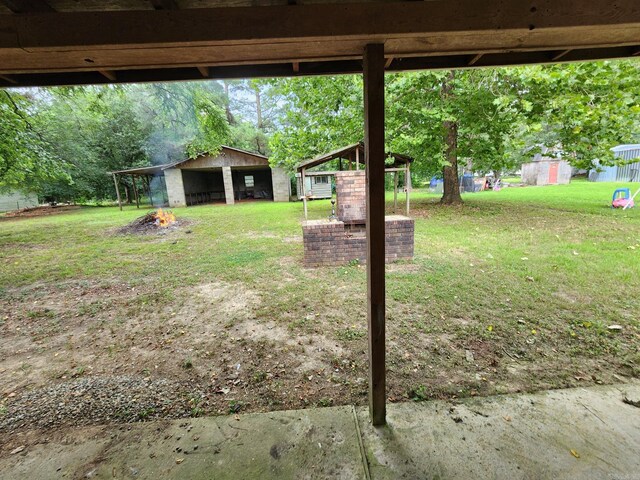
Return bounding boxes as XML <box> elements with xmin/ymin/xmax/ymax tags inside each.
<box><xmin>296</xmin><ymin>142</ymin><xmax>413</xmax><ymax>173</ymax></box>
<box><xmin>110</xmin><ymin>146</ymin><xmax>268</xmax><ymax>175</ymax></box>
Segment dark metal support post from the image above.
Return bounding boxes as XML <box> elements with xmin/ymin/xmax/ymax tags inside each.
<box><xmin>364</xmin><ymin>42</ymin><xmax>386</xmax><ymax>426</ymax></box>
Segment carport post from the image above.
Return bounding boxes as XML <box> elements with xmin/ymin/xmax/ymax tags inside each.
<box><xmin>112</xmin><ymin>173</ymin><xmax>122</xmax><ymax>211</ymax></box>
<box><xmin>393</xmin><ymin>171</ymin><xmax>398</xmax><ymax>212</ymax></box>
<box><xmin>131</xmin><ymin>174</ymin><xmax>139</xmax><ymax>208</ymax></box>
<box><xmin>405</xmin><ymin>161</ymin><xmax>411</xmax><ymax>216</ymax></box>
<box><xmin>222</xmin><ymin>166</ymin><xmax>235</xmax><ymax>205</ymax></box>
<box><xmin>364</xmin><ymin>43</ymin><xmax>386</xmax><ymax>426</ymax></box>
<box><xmin>301</xmin><ymin>167</ymin><xmax>308</xmax><ymax>219</ymax></box>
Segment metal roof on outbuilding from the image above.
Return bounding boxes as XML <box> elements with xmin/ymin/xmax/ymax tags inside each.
<box><xmin>296</xmin><ymin>142</ymin><xmax>413</xmax><ymax>173</ymax></box>
<box><xmin>110</xmin><ymin>146</ymin><xmax>268</xmax><ymax>175</ymax></box>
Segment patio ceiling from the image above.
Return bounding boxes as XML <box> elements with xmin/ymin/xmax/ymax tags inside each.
<box><xmin>1</xmin><ymin>0</ymin><xmax>639</xmax><ymax>87</ymax></box>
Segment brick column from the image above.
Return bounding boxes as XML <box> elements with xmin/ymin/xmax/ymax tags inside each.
<box><xmin>335</xmin><ymin>170</ymin><xmax>366</xmax><ymax>222</ymax></box>
<box><xmin>222</xmin><ymin>166</ymin><xmax>234</xmax><ymax>205</ymax></box>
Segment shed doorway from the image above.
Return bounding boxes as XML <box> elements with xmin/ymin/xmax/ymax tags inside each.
<box><xmin>181</xmin><ymin>169</ymin><xmax>226</xmax><ymax>206</ymax></box>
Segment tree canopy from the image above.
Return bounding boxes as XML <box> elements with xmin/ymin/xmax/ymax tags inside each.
<box><xmin>1</xmin><ymin>59</ymin><xmax>638</xmax><ymax>203</ymax></box>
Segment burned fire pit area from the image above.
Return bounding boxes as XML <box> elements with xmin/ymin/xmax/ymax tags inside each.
<box><xmin>117</xmin><ymin>208</ymin><xmax>187</xmax><ymax>235</ymax></box>
<box><xmin>302</xmin><ymin>170</ymin><xmax>414</xmax><ymax>267</ymax></box>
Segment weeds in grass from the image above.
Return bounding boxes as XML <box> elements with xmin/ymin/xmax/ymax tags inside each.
<box><xmin>228</xmin><ymin>400</ymin><xmax>244</xmax><ymax>414</ymax></box>
<box><xmin>409</xmin><ymin>385</ymin><xmax>430</xmax><ymax>401</ymax></box>
<box><xmin>336</xmin><ymin>327</ymin><xmax>366</xmax><ymax>341</ymax></box>
<box><xmin>317</xmin><ymin>398</ymin><xmax>333</xmax><ymax>407</ymax></box>
<box><xmin>137</xmin><ymin>407</ymin><xmax>156</xmax><ymax>421</ymax></box>
<box><xmin>182</xmin><ymin>358</ymin><xmax>193</xmax><ymax>369</ymax></box>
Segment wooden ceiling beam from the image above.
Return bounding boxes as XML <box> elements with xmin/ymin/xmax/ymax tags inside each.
<box><xmin>197</xmin><ymin>65</ymin><xmax>209</xmax><ymax>77</ymax></box>
<box><xmin>1</xmin><ymin>1</ymin><xmax>639</xmax><ymax>52</ymax></box>
<box><xmin>0</xmin><ymin>1</ymin><xmax>639</xmax><ymax>84</ymax></box>
<box><xmin>2</xmin><ymin>45</ymin><xmax>636</xmax><ymax>88</ymax></box>
<box><xmin>1</xmin><ymin>0</ymin><xmax>54</xmax><ymax>13</ymax></box>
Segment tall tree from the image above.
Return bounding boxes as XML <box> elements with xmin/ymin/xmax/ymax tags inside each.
<box><xmin>0</xmin><ymin>90</ymin><xmax>70</xmax><ymax>193</ymax></box>
<box><xmin>266</xmin><ymin>75</ymin><xmax>363</xmax><ymax>172</ymax></box>
<box><xmin>518</xmin><ymin>60</ymin><xmax>640</xmax><ymax>169</ymax></box>
<box><xmin>440</xmin><ymin>71</ymin><xmax>462</xmax><ymax>205</ymax></box>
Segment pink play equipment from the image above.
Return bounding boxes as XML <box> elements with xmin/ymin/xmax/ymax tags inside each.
<box><xmin>611</xmin><ymin>188</ymin><xmax>637</xmax><ymax>209</ymax></box>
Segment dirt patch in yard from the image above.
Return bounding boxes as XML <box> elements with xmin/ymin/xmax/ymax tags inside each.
<box><xmin>0</xmin><ymin>279</ymin><xmax>354</xmax><ymax>435</ymax></box>
<box><xmin>0</xmin><ymin>205</ymin><xmax>81</xmax><ymax>220</ymax></box>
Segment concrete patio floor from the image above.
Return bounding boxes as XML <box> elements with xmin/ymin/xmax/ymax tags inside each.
<box><xmin>1</xmin><ymin>382</ymin><xmax>639</xmax><ymax>480</ymax></box>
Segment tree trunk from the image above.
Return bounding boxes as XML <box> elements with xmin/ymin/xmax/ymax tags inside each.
<box><xmin>223</xmin><ymin>81</ymin><xmax>236</xmax><ymax>125</ymax></box>
<box><xmin>440</xmin><ymin>70</ymin><xmax>463</xmax><ymax>205</ymax></box>
<box><xmin>255</xmin><ymin>86</ymin><xmax>263</xmax><ymax>130</ymax></box>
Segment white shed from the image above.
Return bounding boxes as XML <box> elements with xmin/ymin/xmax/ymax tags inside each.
<box><xmin>295</xmin><ymin>172</ymin><xmax>333</xmax><ymax>199</ymax></box>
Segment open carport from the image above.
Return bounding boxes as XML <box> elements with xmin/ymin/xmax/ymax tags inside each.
<box><xmin>111</xmin><ymin>146</ymin><xmax>290</xmax><ymax>209</ymax></box>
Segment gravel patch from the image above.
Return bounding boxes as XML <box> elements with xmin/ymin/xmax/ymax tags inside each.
<box><xmin>0</xmin><ymin>376</ymin><xmax>208</xmax><ymax>433</ymax></box>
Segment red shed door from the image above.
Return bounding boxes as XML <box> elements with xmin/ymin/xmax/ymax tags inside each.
<box><xmin>548</xmin><ymin>162</ymin><xmax>559</xmax><ymax>184</ymax></box>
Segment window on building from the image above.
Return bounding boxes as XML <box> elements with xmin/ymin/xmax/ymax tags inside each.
<box><xmin>244</xmin><ymin>175</ymin><xmax>255</xmax><ymax>188</ymax></box>
<box><xmin>314</xmin><ymin>176</ymin><xmax>328</xmax><ymax>184</ymax></box>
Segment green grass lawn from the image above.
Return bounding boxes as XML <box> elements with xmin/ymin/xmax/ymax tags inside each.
<box><xmin>1</xmin><ymin>180</ymin><xmax>639</xmax><ymax>428</ymax></box>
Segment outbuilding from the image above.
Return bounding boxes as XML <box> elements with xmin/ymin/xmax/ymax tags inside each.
<box><xmin>111</xmin><ymin>146</ymin><xmax>290</xmax><ymax>209</ymax></box>
<box><xmin>521</xmin><ymin>156</ymin><xmax>572</xmax><ymax>186</ymax></box>
<box><xmin>0</xmin><ymin>190</ymin><xmax>38</xmax><ymax>212</ymax></box>
<box><xmin>589</xmin><ymin>145</ymin><xmax>640</xmax><ymax>182</ymax></box>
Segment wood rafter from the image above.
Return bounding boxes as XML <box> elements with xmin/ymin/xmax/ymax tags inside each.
<box><xmin>197</xmin><ymin>66</ymin><xmax>209</xmax><ymax>77</ymax></box>
<box><xmin>551</xmin><ymin>49</ymin><xmax>572</xmax><ymax>61</ymax></box>
<box><xmin>1</xmin><ymin>0</ymin><xmax>53</xmax><ymax>13</ymax></box>
<box><xmin>467</xmin><ymin>53</ymin><xmax>483</xmax><ymax>65</ymax></box>
<box><xmin>97</xmin><ymin>69</ymin><xmax>116</xmax><ymax>81</ymax></box>
<box><xmin>0</xmin><ymin>73</ymin><xmax>17</xmax><ymax>84</ymax></box>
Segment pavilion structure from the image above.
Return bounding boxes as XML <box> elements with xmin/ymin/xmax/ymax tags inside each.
<box><xmin>1</xmin><ymin>0</ymin><xmax>639</xmax><ymax>426</ymax></box>
<box><xmin>296</xmin><ymin>142</ymin><xmax>413</xmax><ymax>219</ymax></box>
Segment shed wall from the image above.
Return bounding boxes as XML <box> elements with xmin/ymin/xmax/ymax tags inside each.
<box><xmin>164</xmin><ymin>168</ymin><xmax>186</xmax><ymax>207</ymax></box>
<box><xmin>521</xmin><ymin>160</ymin><xmax>571</xmax><ymax>186</ymax></box>
<box><xmin>271</xmin><ymin>167</ymin><xmax>291</xmax><ymax>202</ymax></box>
<box><xmin>0</xmin><ymin>191</ymin><xmax>38</xmax><ymax>212</ymax></box>
<box><xmin>589</xmin><ymin>147</ymin><xmax>640</xmax><ymax>182</ymax></box>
